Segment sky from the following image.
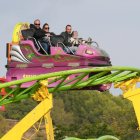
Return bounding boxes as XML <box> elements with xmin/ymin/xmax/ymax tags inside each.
<box><xmin>0</xmin><ymin>0</ymin><xmax>140</xmax><ymax>94</ymax></box>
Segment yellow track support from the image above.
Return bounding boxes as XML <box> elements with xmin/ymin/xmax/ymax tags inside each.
<box><xmin>115</xmin><ymin>78</ymin><xmax>140</xmax><ymax>130</ymax></box>
<box><xmin>1</xmin><ymin>80</ymin><xmax>54</xmax><ymax>140</ymax></box>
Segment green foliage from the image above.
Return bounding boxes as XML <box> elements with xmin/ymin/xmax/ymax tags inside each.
<box><xmin>1</xmin><ymin>90</ymin><xmax>140</xmax><ymax>140</ymax></box>
<box><xmin>0</xmin><ymin>98</ymin><xmax>37</xmax><ymax>120</ymax></box>
<box><xmin>52</xmin><ymin>90</ymin><xmax>140</xmax><ymax>140</ymax></box>
<box><xmin>0</xmin><ymin>114</ymin><xmax>7</xmax><ymax>137</ymax></box>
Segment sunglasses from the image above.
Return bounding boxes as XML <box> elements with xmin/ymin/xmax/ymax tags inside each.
<box><xmin>35</xmin><ymin>23</ymin><xmax>40</xmax><ymax>25</ymax></box>
<box><xmin>44</xmin><ymin>27</ymin><xmax>49</xmax><ymax>30</ymax></box>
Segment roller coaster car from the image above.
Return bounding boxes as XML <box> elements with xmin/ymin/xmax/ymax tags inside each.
<box><xmin>6</xmin><ymin>23</ymin><xmax>111</xmax><ymax>91</ymax></box>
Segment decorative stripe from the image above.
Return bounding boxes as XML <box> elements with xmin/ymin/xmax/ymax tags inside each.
<box><xmin>11</xmin><ymin>45</ymin><xmax>30</xmax><ymax>63</ymax></box>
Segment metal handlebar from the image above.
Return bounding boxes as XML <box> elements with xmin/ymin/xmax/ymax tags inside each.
<box><xmin>57</xmin><ymin>42</ymin><xmax>74</xmax><ymax>55</ymax></box>
<box><xmin>27</xmin><ymin>37</ymin><xmax>40</xmax><ymax>51</ymax></box>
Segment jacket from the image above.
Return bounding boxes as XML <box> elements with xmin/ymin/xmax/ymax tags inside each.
<box><xmin>30</xmin><ymin>24</ymin><xmax>46</xmax><ymax>40</ymax></box>
<box><xmin>60</xmin><ymin>31</ymin><xmax>73</xmax><ymax>46</ymax></box>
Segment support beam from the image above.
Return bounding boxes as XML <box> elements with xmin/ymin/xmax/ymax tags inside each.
<box><xmin>1</xmin><ymin>94</ymin><xmax>53</xmax><ymax>140</ymax></box>
<box><xmin>44</xmin><ymin>111</ymin><xmax>54</xmax><ymax>140</ymax></box>
<box><xmin>114</xmin><ymin>78</ymin><xmax>140</xmax><ymax>129</ymax></box>
<box><xmin>123</xmin><ymin>88</ymin><xmax>140</xmax><ymax>129</ymax></box>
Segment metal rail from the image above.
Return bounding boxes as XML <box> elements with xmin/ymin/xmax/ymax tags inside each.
<box><xmin>1</xmin><ymin>66</ymin><xmax>140</xmax><ymax>140</ymax></box>
<box><xmin>0</xmin><ymin>66</ymin><xmax>140</xmax><ymax>105</ymax></box>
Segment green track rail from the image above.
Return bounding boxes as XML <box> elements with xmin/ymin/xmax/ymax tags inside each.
<box><xmin>0</xmin><ymin>66</ymin><xmax>140</xmax><ymax>106</ymax></box>
<box><xmin>63</xmin><ymin>135</ymin><xmax>119</xmax><ymax>140</ymax></box>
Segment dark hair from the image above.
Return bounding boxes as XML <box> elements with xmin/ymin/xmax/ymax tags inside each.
<box><xmin>65</xmin><ymin>24</ymin><xmax>71</xmax><ymax>29</ymax></box>
<box><xmin>43</xmin><ymin>23</ymin><xmax>49</xmax><ymax>29</ymax></box>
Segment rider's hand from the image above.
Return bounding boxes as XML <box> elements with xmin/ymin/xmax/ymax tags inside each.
<box><xmin>70</xmin><ymin>37</ymin><xmax>75</xmax><ymax>43</ymax></box>
<box><xmin>70</xmin><ymin>37</ymin><xmax>79</xmax><ymax>45</ymax></box>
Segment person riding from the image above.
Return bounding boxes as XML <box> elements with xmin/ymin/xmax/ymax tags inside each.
<box><xmin>21</xmin><ymin>19</ymin><xmax>53</xmax><ymax>54</ymax></box>
<box><xmin>39</xmin><ymin>23</ymin><xmax>55</xmax><ymax>54</ymax></box>
<box><xmin>60</xmin><ymin>25</ymin><xmax>78</xmax><ymax>54</ymax></box>
<box><xmin>60</xmin><ymin>25</ymin><xmax>73</xmax><ymax>46</ymax></box>
<box><xmin>29</xmin><ymin>20</ymin><xmax>56</xmax><ymax>54</ymax></box>
<box><xmin>30</xmin><ymin>19</ymin><xmax>46</xmax><ymax>40</ymax></box>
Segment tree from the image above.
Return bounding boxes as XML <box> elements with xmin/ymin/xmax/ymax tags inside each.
<box><xmin>0</xmin><ymin>114</ymin><xmax>7</xmax><ymax>137</ymax></box>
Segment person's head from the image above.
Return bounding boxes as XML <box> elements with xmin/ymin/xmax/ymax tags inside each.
<box><xmin>34</xmin><ymin>19</ymin><xmax>41</xmax><ymax>29</ymax></box>
<box><xmin>65</xmin><ymin>25</ymin><xmax>72</xmax><ymax>34</ymax></box>
<box><xmin>43</xmin><ymin>23</ymin><xmax>50</xmax><ymax>32</ymax></box>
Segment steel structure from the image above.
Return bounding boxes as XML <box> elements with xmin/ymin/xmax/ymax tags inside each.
<box><xmin>0</xmin><ymin>66</ymin><xmax>140</xmax><ymax>139</ymax></box>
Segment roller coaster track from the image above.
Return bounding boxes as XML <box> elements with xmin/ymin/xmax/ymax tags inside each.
<box><xmin>0</xmin><ymin>66</ymin><xmax>140</xmax><ymax>105</ymax></box>
<box><xmin>1</xmin><ymin>66</ymin><xmax>140</xmax><ymax>140</ymax></box>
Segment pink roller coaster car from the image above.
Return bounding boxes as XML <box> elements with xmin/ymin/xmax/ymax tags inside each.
<box><xmin>6</xmin><ymin>35</ymin><xmax>111</xmax><ymax>91</ymax></box>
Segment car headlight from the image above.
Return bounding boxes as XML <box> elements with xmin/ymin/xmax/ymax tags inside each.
<box><xmin>85</xmin><ymin>49</ymin><xmax>93</xmax><ymax>55</ymax></box>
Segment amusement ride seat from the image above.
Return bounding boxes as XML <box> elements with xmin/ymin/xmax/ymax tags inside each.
<box><xmin>21</xmin><ymin>29</ymin><xmax>49</xmax><ymax>55</ymax></box>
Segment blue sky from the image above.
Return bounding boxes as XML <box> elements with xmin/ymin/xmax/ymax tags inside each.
<box><xmin>0</xmin><ymin>0</ymin><xmax>140</xmax><ymax>94</ymax></box>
